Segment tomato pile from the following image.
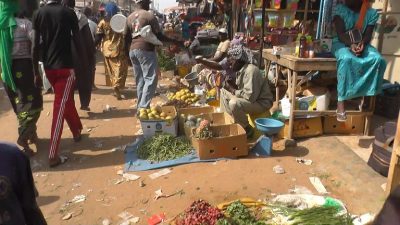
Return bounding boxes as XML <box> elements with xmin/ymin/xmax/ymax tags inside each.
<box><xmin>176</xmin><ymin>200</ymin><xmax>224</xmax><ymax>225</ymax></box>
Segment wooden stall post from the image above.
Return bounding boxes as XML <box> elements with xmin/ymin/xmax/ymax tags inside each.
<box><xmin>378</xmin><ymin>0</ymin><xmax>390</xmax><ymax>53</ymax></box>
<box><xmin>386</xmin><ymin>113</ymin><xmax>400</xmax><ymax>196</ymax></box>
<box><xmin>259</xmin><ymin>0</ymin><xmax>267</xmax><ymax>67</ymax></box>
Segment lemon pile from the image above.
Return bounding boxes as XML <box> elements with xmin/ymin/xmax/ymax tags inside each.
<box><xmin>139</xmin><ymin>107</ymin><xmax>173</xmax><ymax>121</ymax></box>
<box><xmin>166</xmin><ymin>89</ymin><xmax>200</xmax><ymax>106</ymax></box>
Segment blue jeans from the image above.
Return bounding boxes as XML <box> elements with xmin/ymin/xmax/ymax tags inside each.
<box><xmin>129</xmin><ymin>49</ymin><xmax>158</xmax><ymax>109</ymax></box>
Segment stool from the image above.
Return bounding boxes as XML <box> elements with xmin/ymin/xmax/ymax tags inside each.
<box><xmin>247</xmin><ymin>111</ymin><xmax>271</xmax><ymax>139</ymax></box>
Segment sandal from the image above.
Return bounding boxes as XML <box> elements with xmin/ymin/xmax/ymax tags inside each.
<box><xmin>336</xmin><ymin>110</ymin><xmax>347</xmax><ymax>122</ymax></box>
<box><xmin>21</xmin><ymin>147</ymin><xmax>35</xmax><ymax>158</ymax></box>
<box><xmin>49</xmin><ymin>155</ymin><xmax>68</xmax><ymax>168</ymax></box>
<box><xmin>17</xmin><ymin>136</ymin><xmax>31</xmax><ymax>150</ymax></box>
<box><xmin>113</xmin><ymin>87</ymin><xmax>122</xmax><ymax>100</ymax></box>
<box><xmin>73</xmin><ymin>130</ymin><xmax>82</xmax><ymax>142</ymax></box>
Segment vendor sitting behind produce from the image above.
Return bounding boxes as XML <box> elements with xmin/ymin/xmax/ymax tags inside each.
<box><xmin>190</xmin><ymin>28</ymin><xmax>231</xmax><ymax>73</ymax></box>
<box><xmin>220</xmin><ymin>45</ymin><xmax>273</xmax><ymax>138</ymax></box>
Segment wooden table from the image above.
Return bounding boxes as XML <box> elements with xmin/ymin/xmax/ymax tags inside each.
<box><xmin>262</xmin><ymin>49</ymin><xmax>374</xmax><ymax>139</ymax></box>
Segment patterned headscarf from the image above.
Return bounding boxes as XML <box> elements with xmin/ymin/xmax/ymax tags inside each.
<box><xmin>227</xmin><ymin>45</ymin><xmax>256</xmax><ymax>65</ymax></box>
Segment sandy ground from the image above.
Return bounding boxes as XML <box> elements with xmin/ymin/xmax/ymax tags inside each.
<box><xmin>0</xmin><ymin>60</ymin><xmax>388</xmax><ymax>225</ymax></box>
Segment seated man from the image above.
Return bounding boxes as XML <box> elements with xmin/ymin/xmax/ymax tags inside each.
<box><xmin>208</xmin><ymin>28</ymin><xmax>230</xmax><ymax>62</ymax></box>
<box><xmin>191</xmin><ymin>28</ymin><xmax>230</xmax><ymax>74</ymax></box>
<box><xmin>220</xmin><ymin>45</ymin><xmax>273</xmax><ymax>138</ymax></box>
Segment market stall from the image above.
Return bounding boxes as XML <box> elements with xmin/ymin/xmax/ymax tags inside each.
<box><xmin>248</xmin><ymin>0</ymin><xmax>391</xmax><ymax>140</ymax></box>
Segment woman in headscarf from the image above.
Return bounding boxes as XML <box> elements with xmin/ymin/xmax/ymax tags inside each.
<box><xmin>220</xmin><ymin>45</ymin><xmax>273</xmax><ymax>138</ymax></box>
<box><xmin>95</xmin><ymin>2</ymin><xmax>128</xmax><ymax>100</ymax></box>
<box><xmin>333</xmin><ymin>0</ymin><xmax>386</xmax><ymax>121</ymax></box>
<box><xmin>62</xmin><ymin>0</ymin><xmax>95</xmax><ymax>111</ymax></box>
<box><xmin>1</xmin><ymin>9</ymin><xmax>43</xmax><ymax>155</ymax></box>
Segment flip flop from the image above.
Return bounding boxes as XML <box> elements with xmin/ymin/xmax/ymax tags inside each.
<box><xmin>73</xmin><ymin>130</ymin><xmax>82</xmax><ymax>142</ymax></box>
<box><xmin>336</xmin><ymin>110</ymin><xmax>347</xmax><ymax>122</ymax></box>
<box><xmin>21</xmin><ymin>147</ymin><xmax>35</xmax><ymax>158</ymax></box>
<box><xmin>49</xmin><ymin>156</ymin><xmax>68</xmax><ymax>168</ymax></box>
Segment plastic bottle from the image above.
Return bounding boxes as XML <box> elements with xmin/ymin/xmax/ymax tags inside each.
<box><xmin>299</xmin><ymin>35</ymin><xmax>307</xmax><ymax>58</ymax></box>
<box><xmin>306</xmin><ymin>36</ymin><xmax>314</xmax><ymax>58</ymax></box>
<box><xmin>273</xmin><ymin>0</ymin><xmax>282</xmax><ymax>9</ymax></box>
<box><xmin>295</xmin><ymin>33</ymin><xmax>302</xmax><ymax>57</ymax></box>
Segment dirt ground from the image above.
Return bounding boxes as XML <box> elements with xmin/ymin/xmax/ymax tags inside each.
<box><xmin>0</xmin><ymin>60</ymin><xmax>388</xmax><ymax>225</ymax></box>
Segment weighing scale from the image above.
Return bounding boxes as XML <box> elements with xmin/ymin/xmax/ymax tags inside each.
<box><xmin>252</xmin><ymin>118</ymin><xmax>285</xmax><ymax>155</ymax></box>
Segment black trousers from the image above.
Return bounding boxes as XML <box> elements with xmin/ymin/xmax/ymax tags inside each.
<box><xmin>76</xmin><ymin>67</ymin><xmax>94</xmax><ymax>108</ymax></box>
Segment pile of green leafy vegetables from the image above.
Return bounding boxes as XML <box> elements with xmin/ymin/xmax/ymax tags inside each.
<box><xmin>157</xmin><ymin>50</ymin><xmax>175</xmax><ymax>71</ymax></box>
<box><xmin>137</xmin><ymin>134</ymin><xmax>192</xmax><ymax>162</ymax></box>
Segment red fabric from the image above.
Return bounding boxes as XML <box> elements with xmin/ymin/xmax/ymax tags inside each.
<box><xmin>355</xmin><ymin>0</ymin><xmax>369</xmax><ymax>30</ymax></box>
<box><xmin>45</xmin><ymin>69</ymin><xmax>82</xmax><ymax>160</ymax></box>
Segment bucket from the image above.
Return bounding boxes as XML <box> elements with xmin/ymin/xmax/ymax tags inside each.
<box><xmin>184</xmin><ymin>72</ymin><xmax>199</xmax><ymax>87</ymax></box>
<box><xmin>177</xmin><ymin>65</ymin><xmax>191</xmax><ymax>78</ymax></box>
<box><xmin>207</xmin><ymin>99</ymin><xmax>220</xmax><ymax>108</ymax></box>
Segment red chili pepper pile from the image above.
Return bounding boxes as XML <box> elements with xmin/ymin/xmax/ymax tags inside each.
<box><xmin>176</xmin><ymin>200</ymin><xmax>224</xmax><ymax>225</ymax></box>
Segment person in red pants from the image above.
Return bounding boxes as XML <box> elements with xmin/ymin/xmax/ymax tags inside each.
<box><xmin>32</xmin><ymin>0</ymin><xmax>85</xmax><ymax>167</ymax></box>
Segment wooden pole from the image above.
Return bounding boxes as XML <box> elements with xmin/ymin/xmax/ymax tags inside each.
<box><xmin>378</xmin><ymin>0</ymin><xmax>389</xmax><ymax>53</ymax></box>
<box><xmin>303</xmin><ymin>0</ymin><xmax>310</xmax><ymax>22</ymax></box>
<box><xmin>386</xmin><ymin>113</ymin><xmax>400</xmax><ymax>196</ymax></box>
<box><xmin>259</xmin><ymin>0</ymin><xmax>266</xmax><ymax>67</ymax></box>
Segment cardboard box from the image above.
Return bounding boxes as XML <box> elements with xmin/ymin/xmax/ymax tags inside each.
<box><xmin>183</xmin><ymin>112</ymin><xmax>234</xmax><ymax>138</ymax></box>
<box><xmin>140</xmin><ymin>106</ymin><xmax>178</xmax><ymax>138</ymax></box>
<box><xmin>192</xmin><ymin>124</ymin><xmax>248</xmax><ymax>160</ymax></box>
<box><xmin>279</xmin><ymin>116</ymin><xmax>323</xmax><ymax>139</ymax></box>
<box><xmin>323</xmin><ymin>115</ymin><xmax>365</xmax><ymax>135</ymax></box>
<box><xmin>178</xmin><ymin>106</ymin><xmax>215</xmax><ymax>135</ymax></box>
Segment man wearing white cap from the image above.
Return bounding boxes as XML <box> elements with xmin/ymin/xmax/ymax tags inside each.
<box><xmin>211</xmin><ymin>28</ymin><xmax>230</xmax><ymax>62</ymax></box>
<box><xmin>191</xmin><ymin>27</ymin><xmax>230</xmax><ymax>78</ymax></box>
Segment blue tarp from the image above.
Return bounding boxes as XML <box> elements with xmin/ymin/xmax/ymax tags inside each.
<box><xmin>124</xmin><ymin>136</ymin><xmax>271</xmax><ymax>172</ymax></box>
